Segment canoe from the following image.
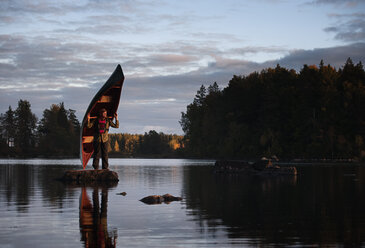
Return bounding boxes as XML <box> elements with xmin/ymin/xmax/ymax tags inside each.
<box><xmin>80</xmin><ymin>65</ymin><xmax>125</xmax><ymax>169</ymax></box>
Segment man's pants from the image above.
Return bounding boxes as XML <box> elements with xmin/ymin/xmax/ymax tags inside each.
<box><xmin>93</xmin><ymin>141</ymin><xmax>108</xmax><ymax>169</ymax></box>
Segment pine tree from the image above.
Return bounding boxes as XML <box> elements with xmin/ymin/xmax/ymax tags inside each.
<box><xmin>193</xmin><ymin>85</ymin><xmax>206</xmax><ymax>106</ymax></box>
<box><xmin>3</xmin><ymin>106</ymin><xmax>15</xmax><ymax>147</ymax></box>
<box><xmin>38</xmin><ymin>103</ymin><xmax>80</xmax><ymax>156</ymax></box>
<box><xmin>14</xmin><ymin>100</ymin><xmax>37</xmax><ymax>155</ymax></box>
<box><xmin>67</xmin><ymin>109</ymin><xmax>80</xmax><ymax>134</ymax></box>
<box><xmin>208</xmin><ymin>82</ymin><xmax>219</xmax><ymax>94</ymax></box>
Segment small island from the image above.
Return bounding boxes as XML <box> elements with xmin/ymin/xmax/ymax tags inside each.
<box><xmin>214</xmin><ymin>160</ymin><xmax>297</xmax><ymax>175</ymax></box>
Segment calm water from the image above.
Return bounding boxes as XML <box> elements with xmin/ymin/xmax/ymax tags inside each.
<box><xmin>0</xmin><ymin>159</ymin><xmax>364</xmax><ymax>247</ymax></box>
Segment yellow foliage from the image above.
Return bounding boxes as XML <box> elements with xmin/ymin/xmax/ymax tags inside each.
<box><xmin>114</xmin><ymin>140</ymin><xmax>119</xmax><ymax>152</ymax></box>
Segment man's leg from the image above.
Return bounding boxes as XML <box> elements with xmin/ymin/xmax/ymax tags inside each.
<box><xmin>101</xmin><ymin>142</ymin><xmax>109</xmax><ymax>169</ymax></box>
<box><xmin>93</xmin><ymin>141</ymin><xmax>101</xmax><ymax>169</ymax></box>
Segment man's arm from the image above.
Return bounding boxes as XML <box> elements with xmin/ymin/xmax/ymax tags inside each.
<box><xmin>110</xmin><ymin>113</ymin><xmax>119</xmax><ymax>128</ymax></box>
<box><xmin>86</xmin><ymin>113</ymin><xmax>94</xmax><ymax>128</ymax></box>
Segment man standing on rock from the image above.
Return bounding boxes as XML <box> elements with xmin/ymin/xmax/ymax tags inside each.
<box><xmin>87</xmin><ymin>108</ymin><xmax>119</xmax><ymax>170</ymax></box>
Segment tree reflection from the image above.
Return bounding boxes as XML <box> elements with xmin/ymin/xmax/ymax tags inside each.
<box><xmin>0</xmin><ymin>164</ymin><xmax>80</xmax><ymax>211</ymax></box>
<box><xmin>0</xmin><ymin>164</ymin><xmax>34</xmax><ymax>212</ymax></box>
<box><xmin>79</xmin><ymin>186</ymin><xmax>117</xmax><ymax>248</ymax></box>
<box><xmin>183</xmin><ymin>165</ymin><xmax>365</xmax><ymax>246</ymax></box>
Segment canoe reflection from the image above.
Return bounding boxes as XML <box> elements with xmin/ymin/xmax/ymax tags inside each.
<box><xmin>79</xmin><ymin>187</ymin><xmax>117</xmax><ymax>248</ymax></box>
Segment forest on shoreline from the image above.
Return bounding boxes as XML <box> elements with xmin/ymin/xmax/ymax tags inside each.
<box><xmin>0</xmin><ymin>101</ymin><xmax>183</xmax><ymax>158</ymax></box>
<box><xmin>1</xmin><ymin>58</ymin><xmax>364</xmax><ymax>161</ymax></box>
<box><xmin>181</xmin><ymin>58</ymin><xmax>365</xmax><ymax>161</ymax></box>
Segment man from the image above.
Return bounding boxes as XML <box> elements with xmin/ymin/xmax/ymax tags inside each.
<box><xmin>87</xmin><ymin>108</ymin><xmax>119</xmax><ymax>169</ymax></box>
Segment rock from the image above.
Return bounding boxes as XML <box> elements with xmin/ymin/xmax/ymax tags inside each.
<box><xmin>214</xmin><ymin>160</ymin><xmax>297</xmax><ymax>175</ymax></box>
<box><xmin>140</xmin><ymin>194</ymin><xmax>182</xmax><ymax>205</ymax></box>
<box><xmin>162</xmin><ymin>194</ymin><xmax>182</xmax><ymax>202</ymax></box>
<box><xmin>140</xmin><ymin>195</ymin><xmax>164</xmax><ymax>204</ymax></box>
<box><xmin>61</xmin><ymin>169</ymin><xmax>119</xmax><ymax>185</ymax></box>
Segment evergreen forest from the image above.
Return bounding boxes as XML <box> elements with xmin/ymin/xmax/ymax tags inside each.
<box><xmin>0</xmin><ymin>101</ymin><xmax>80</xmax><ymax>157</ymax></box>
<box><xmin>0</xmin><ymin>101</ymin><xmax>182</xmax><ymax>158</ymax></box>
<box><xmin>180</xmin><ymin>59</ymin><xmax>365</xmax><ymax>160</ymax></box>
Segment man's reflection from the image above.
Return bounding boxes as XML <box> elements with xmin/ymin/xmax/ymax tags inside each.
<box><xmin>79</xmin><ymin>187</ymin><xmax>117</xmax><ymax>248</ymax></box>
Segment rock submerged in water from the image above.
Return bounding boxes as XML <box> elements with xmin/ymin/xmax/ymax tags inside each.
<box><xmin>61</xmin><ymin>169</ymin><xmax>119</xmax><ymax>184</ymax></box>
<box><xmin>140</xmin><ymin>194</ymin><xmax>182</xmax><ymax>205</ymax></box>
<box><xmin>214</xmin><ymin>160</ymin><xmax>297</xmax><ymax>175</ymax></box>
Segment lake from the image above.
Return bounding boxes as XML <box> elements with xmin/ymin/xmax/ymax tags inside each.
<box><xmin>0</xmin><ymin>159</ymin><xmax>364</xmax><ymax>247</ymax></box>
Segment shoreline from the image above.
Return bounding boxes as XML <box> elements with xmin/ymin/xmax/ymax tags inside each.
<box><xmin>0</xmin><ymin>156</ymin><xmax>362</xmax><ymax>165</ymax></box>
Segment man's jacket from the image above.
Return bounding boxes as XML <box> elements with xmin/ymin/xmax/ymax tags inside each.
<box><xmin>87</xmin><ymin>117</ymin><xmax>119</xmax><ymax>143</ymax></box>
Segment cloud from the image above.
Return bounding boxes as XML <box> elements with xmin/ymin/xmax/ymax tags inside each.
<box><xmin>127</xmin><ymin>98</ymin><xmax>177</xmax><ymax>105</ymax></box>
<box><xmin>148</xmin><ymin>54</ymin><xmax>198</xmax><ymax>64</ymax></box>
<box><xmin>309</xmin><ymin>0</ymin><xmax>365</xmax><ymax>7</ymax></box>
<box><xmin>0</xmin><ymin>15</ymin><xmax>16</xmax><ymax>24</ymax></box>
<box><xmin>1</xmin><ymin>0</ymin><xmax>365</xmax><ymax>134</ymax></box>
<box><xmin>0</xmin><ymin>35</ymin><xmax>131</xmax><ymax>84</ymax></box>
<box><xmin>277</xmin><ymin>42</ymin><xmax>365</xmax><ymax>69</ymax></box>
<box><xmin>304</xmin><ymin>1</ymin><xmax>365</xmax><ymax>43</ymax></box>
<box><xmin>0</xmin><ymin>0</ymin><xmax>138</xmax><ymax>15</ymax></box>
<box><xmin>324</xmin><ymin>13</ymin><xmax>365</xmax><ymax>42</ymax></box>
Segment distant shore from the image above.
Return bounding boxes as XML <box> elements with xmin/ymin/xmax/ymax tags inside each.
<box><xmin>0</xmin><ymin>155</ymin><xmax>362</xmax><ymax>164</ymax></box>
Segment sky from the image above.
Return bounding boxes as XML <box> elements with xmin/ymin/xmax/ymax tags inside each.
<box><xmin>0</xmin><ymin>0</ymin><xmax>364</xmax><ymax>134</ymax></box>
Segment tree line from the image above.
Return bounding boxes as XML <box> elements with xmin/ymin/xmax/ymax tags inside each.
<box><xmin>0</xmin><ymin>101</ymin><xmax>183</xmax><ymax>158</ymax></box>
<box><xmin>2</xmin><ymin>58</ymin><xmax>364</xmax><ymax>160</ymax></box>
<box><xmin>0</xmin><ymin>101</ymin><xmax>80</xmax><ymax>157</ymax></box>
<box><xmin>108</xmin><ymin>131</ymin><xmax>184</xmax><ymax>158</ymax></box>
<box><xmin>180</xmin><ymin>58</ymin><xmax>365</xmax><ymax>161</ymax></box>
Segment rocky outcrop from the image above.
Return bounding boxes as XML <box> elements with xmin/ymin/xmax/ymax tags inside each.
<box><xmin>61</xmin><ymin>169</ymin><xmax>119</xmax><ymax>185</ymax></box>
<box><xmin>214</xmin><ymin>160</ymin><xmax>297</xmax><ymax>175</ymax></box>
<box><xmin>140</xmin><ymin>194</ymin><xmax>182</xmax><ymax>205</ymax></box>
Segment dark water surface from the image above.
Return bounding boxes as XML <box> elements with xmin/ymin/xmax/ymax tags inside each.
<box><xmin>0</xmin><ymin>159</ymin><xmax>364</xmax><ymax>247</ymax></box>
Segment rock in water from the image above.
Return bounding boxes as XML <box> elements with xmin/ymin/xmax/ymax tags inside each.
<box><xmin>140</xmin><ymin>195</ymin><xmax>165</xmax><ymax>204</ymax></box>
<box><xmin>140</xmin><ymin>194</ymin><xmax>182</xmax><ymax>205</ymax></box>
<box><xmin>162</xmin><ymin>194</ymin><xmax>182</xmax><ymax>202</ymax></box>
<box><xmin>61</xmin><ymin>169</ymin><xmax>119</xmax><ymax>183</ymax></box>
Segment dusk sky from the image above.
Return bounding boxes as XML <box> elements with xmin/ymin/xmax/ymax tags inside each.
<box><xmin>1</xmin><ymin>0</ymin><xmax>364</xmax><ymax>134</ymax></box>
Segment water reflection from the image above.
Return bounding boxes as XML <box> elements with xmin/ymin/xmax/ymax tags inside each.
<box><xmin>1</xmin><ymin>161</ymin><xmax>365</xmax><ymax>247</ymax></box>
<box><xmin>79</xmin><ymin>186</ymin><xmax>117</xmax><ymax>248</ymax></box>
<box><xmin>0</xmin><ymin>164</ymin><xmax>34</xmax><ymax>212</ymax></box>
<box><xmin>183</xmin><ymin>165</ymin><xmax>365</xmax><ymax>246</ymax></box>
<box><xmin>0</xmin><ymin>164</ymin><xmax>78</xmax><ymax>211</ymax></box>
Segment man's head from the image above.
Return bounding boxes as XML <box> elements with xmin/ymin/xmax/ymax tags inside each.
<box><xmin>99</xmin><ymin>108</ymin><xmax>107</xmax><ymax>119</ymax></box>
